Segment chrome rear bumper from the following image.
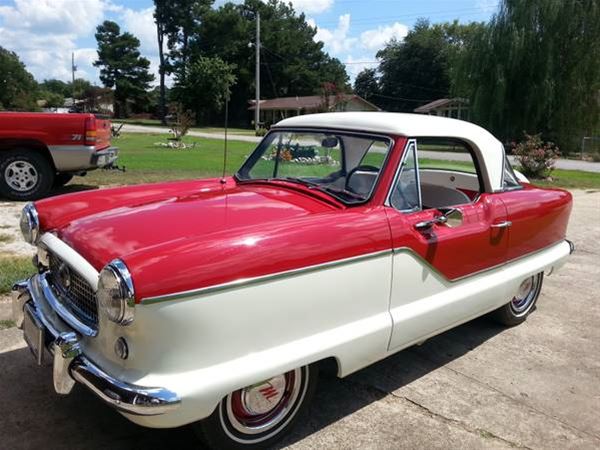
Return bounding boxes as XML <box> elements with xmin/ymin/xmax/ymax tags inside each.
<box><xmin>12</xmin><ymin>276</ymin><xmax>180</xmax><ymax>416</ymax></box>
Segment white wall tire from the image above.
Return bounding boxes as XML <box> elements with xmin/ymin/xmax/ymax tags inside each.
<box><xmin>195</xmin><ymin>364</ymin><xmax>318</xmax><ymax>450</ymax></box>
<box><xmin>491</xmin><ymin>272</ymin><xmax>544</xmax><ymax>326</ymax></box>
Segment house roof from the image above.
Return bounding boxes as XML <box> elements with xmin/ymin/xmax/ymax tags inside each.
<box><xmin>248</xmin><ymin>94</ymin><xmax>379</xmax><ymax>111</ymax></box>
<box><xmin>273</xmin><ymin>112</ymin><xmax>505</xmax><ymax>192</ymax></box>
<box><xmin>414</xmin><ymin>98</ymin><xmax>468</xmax><ymax>113</ymax></box>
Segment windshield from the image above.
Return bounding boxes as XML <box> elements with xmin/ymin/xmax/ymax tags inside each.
<box><xmin>236</xmin><ymin>130</ymin><xmax>393</xmax><ymax>204</ymax></box>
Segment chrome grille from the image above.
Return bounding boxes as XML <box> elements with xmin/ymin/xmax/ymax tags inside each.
<box><xmin>48</xmin><ymin>253</ymin><xmax>98</xmax><ymax>327</ymax></box>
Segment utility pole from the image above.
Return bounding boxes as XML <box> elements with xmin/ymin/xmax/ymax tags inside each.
<box><xmin>254</xmin><ymin>12</ymin><xmax>261</xmax><ymax>132</ymax></box>
<box><xmin>71</xmin><ymin>52</ymin><xmax>77</xmax><ymax>109</ymax></box>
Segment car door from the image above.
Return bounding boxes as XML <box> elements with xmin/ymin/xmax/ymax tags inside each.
<box><xmin>385</xmin><ymin>139</ymin><xmax>510</xmax><ymax>351</ymax></box>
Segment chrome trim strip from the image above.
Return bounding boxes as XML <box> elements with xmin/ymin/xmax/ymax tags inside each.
<box><xmin>70</xmin><ymin>355</ymin><xmax>180</xmax><ymax>416</ymax></box>
<box><xmin>392</xmin><ymin>239</ymin><xmax>572</xmax><ymax>283</ymax></box>
<box><xmin>385</xmin><ymin>139</ymin><xmax>422</xmax><ymax>211</ymax></box>
<box><xmin>40</xmin><ymin>233</ymin><xmax>99</xmax><ymax>290</ymax></box>
<box><xmin>141</xmin><ymin>249</ymin><xmax>393</xmax><ymax>305</ymax></box>
<box><xmin>38</xmin><ymin>272</ymin><xmax>98</xmax><ymax>337</ymax></box>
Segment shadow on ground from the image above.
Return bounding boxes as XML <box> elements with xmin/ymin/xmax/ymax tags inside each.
<box><xmin>0</xmin><ymin>316</ymin><xmax>504</xmax><ymax>449</ymax></box>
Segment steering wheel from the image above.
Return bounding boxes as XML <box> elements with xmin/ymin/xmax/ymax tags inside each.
<box><xmin>345</xmin><ymin>165</ymin><xmax>380</xmax><ymax>195</ymax></box>
<box><xmin>346</xmin><ymin>165</ymin><xmax>380</xmax><ymax>179</ymax></box>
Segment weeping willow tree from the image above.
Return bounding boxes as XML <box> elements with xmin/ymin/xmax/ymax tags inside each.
<box><xmin>454</xmin><ymin>0</ymin><xmax>600</xmax><ymax>152</ymax></box>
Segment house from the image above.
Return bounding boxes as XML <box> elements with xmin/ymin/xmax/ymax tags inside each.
<box><xmin>248</xmin><ymin>94</ymin><xmax>380</xmax><ymax>126</ymax></box>
<box><xmin>414</xmin><ymin>98</ymin><xmax>469</xmax><ymax>121</ymax></box>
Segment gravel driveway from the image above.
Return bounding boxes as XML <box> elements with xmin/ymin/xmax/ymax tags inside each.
<box><xmin>0</xmin><ymin>190</ymin><xmax>598</xmax><ymax>449</ymax></box>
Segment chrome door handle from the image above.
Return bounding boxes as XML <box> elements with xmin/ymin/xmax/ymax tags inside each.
<box><xmin>491</xmin><ymin>220</ymin><xmax>512</xmax><ymax>228</ymax></box>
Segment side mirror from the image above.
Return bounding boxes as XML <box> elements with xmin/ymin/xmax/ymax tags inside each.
<box><xmin>414</xmin><ymin>207</ymin><xmax>463</xmax><ymax>232</ymax></box>
<box><xmin>443</xmin><ymin>207</ymin><xmax>464</xmax><ymax>228</ymax></box>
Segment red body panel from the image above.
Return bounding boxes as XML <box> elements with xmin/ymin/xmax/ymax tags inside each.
<box><xmin>0</xmin><ymin>112</ymin><xmax>112</xmax><ymax>151</ymax></box>
<box><xmin>386</xmin><ymin>193</ymin><xmax>509</xmax><ymax>280</ymax></box>
<box><xmin>32</xmin><ymin>135</ymin><xmax>573</xmax><ymax>302</ymax></box>
<box><xmin>499</xmin><ymin>184</ymin><xmax>572</xmax><ymax>261</ymax></box>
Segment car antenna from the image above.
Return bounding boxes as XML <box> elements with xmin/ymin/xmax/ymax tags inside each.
<box><xmin>220</xmin><ymin>88</ymin><xmax>230</xmax><ymax>184</ymax></box>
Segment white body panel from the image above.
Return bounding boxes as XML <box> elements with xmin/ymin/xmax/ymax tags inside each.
<box><xmin>105</xmin><ymin>240</ymin><xmax>570</xmax><ymax>429</ymax></box>
<box><xmin>419</xmin><ymin>169</ymin><xmax>480</xmax><ymax>192</ymax></box>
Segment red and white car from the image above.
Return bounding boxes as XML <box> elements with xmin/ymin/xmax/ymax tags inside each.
<box><xmin>13</xmin><ymin>113</ymin><xmax>573</xmax><ymax>449</ymax></box>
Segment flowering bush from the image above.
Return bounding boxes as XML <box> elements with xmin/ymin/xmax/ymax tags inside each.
<box><xmin>512</xmin><ymin>133</ymin><xmax>560</xmax><ymax>178</ymax></box>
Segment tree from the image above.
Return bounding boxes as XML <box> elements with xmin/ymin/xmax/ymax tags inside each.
<box><xmin>37</xmin><ymin>90</ymin><xmax>64</xmax><ymax>108</ymax></box>
<box><xmin>172</xmin><ymin>56</ymin><xmax>236</xmax><ymax>123</ymax></box>
<box><xmin>186</xmin><ymin>0</ymin><xmax>348</xmax><ymax>125</ymax></box>
<box><xmin>94</xmin><ymin>20</ymin><xmax>155</xmax><ymax>117</ymax></box>
<box><xmin>0</xmin><ymin>46</ymin><xmax>38</xmax><ymax>110</ymax></box>
<box><xmin>39</xmin><ymin>79</ymin><xmax>70</xmax><ymax>97</ymax></box>
<box><xmin>354</xmin><ymin>68</ymin><xmax>379</xmax><ymax>104</ymax></box>
<box><xmin>456</xmin><ymin>0</ymin><xmax>600</xmax><ymax>150</ymax></box>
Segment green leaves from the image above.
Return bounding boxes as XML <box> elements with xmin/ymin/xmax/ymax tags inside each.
<box><xmin>94</xmin><ymin>20</ymin><xmax>155</xmax><ymax>118</ymax></box>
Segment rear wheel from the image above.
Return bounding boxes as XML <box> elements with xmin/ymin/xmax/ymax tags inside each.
<box><xmin>492</xmin><ymin>272</ymin><xmax>543</xmax><ymax>326</ymax></box>
<box><xmin>195</xmin><ymin>364</ymin><xmax>318</xmax><ymax>450</ymax></box>
<box><xmin>0</xmin><ymin>149</ymin><xmax>54</xmax><ymax>200</ymax></box>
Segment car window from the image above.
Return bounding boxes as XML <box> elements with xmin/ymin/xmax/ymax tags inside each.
<box><xmin>502</xmin><ymin>156</ymin><xmax>522</xmax><ymax>189</ymax></box>
<box><xmin>417</xmin><ymin>138</ymin><xmax>477</xmax><ymax>174</ymax></box>
<box><xmin>237</xmin><ymin>130</ymin><xmax>392</xmax><ymax>205</ymax></box>
<box><xmin>389</xmin><ymin>141</ymin><xmax>420</xmax><ymax>212</ymax></box>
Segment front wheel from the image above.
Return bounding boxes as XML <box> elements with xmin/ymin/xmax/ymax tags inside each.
<box><xmin>195</xmin><ymin>364</ymin><xmax>318</xmax><ymax>450</ymax></box>
<box><xmin>492</xmin><ymin>272</ymin><xmax>543</xmax><ymax>326</ymax></box>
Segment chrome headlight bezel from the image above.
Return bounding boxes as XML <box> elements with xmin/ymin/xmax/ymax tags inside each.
<box><xmin>20</xmin><ymin>203</ymin><xmax>40</xmax><ymax>244</ymax></box>
<box><xmin>97</xmin><ymin>259</ymin><xmax>135</xmax><ymax>325</ymax></box>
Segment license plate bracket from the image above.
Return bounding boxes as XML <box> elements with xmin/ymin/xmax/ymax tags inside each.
<box><xmin>23</xmin><ymin>303</ymin><xmax>45</xmax><ymax>365</ymax></box>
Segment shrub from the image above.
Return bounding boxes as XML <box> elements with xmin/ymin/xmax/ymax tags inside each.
<box><xmin>255</xmin><ymin>127</ymin><xmax>268</xmax><ymax>137</ymax></box>
<box><xmin>512</xmin><ymin>133</ymin><xmax>560</xmax><ymax>178</ymax></box>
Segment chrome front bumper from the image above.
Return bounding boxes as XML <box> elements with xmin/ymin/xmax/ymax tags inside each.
<box><xmin>12</xmin><ymin>276</ymin><xmax>180</xmax><ymax>416</ymax></box>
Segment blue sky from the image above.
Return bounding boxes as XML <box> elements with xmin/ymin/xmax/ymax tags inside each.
<box><xmin>0</xmin><ymin>0</ymin><xmax>497</xmax><ymax>86</ymax></box>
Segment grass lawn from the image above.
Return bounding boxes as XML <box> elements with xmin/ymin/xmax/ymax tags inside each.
<box><xmin>78</xmin><ymin>132</ymin><xmax>600</xmax><ymax>190</ymax></box>
<box><xmin>0</xmin><ymin>255</ymin><xmax>33</xmax><ymax>295</ymax></box>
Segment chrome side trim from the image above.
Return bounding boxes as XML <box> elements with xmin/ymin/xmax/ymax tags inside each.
<box><xmin>392</xmin><ymin>239</ymin><xmax>572</xmax><ymax>283</ymax></box>
<box><xmin>38</xmin><ymin>272</ymin><xmax>98</xmax><ymax>337</ymax></box>
<box><xmin>70</xmin><ymin>355</ymin><xmax>180</xmax><ymax>416</ymax></box>
<box><xmin>40</xmin><ymin>233</ymin><xmax>99</xmax><ymax>290</ymax></box>
<box><xmin>141</xmin><ymin>249</ymin><xmax>393</xmax><ymax>305</ymax></box>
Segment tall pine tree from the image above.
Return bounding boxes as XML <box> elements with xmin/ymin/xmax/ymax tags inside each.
<box><xmin>94</xmin><ymin>21</ymin><xmax>155</xmax><ymax>118</ymax></box>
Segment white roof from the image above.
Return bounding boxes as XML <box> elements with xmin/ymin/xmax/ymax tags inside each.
<box><xmin>274</xmin><ymin>112</ymin><xmax>506</xmax><ymax>192</ymax></box>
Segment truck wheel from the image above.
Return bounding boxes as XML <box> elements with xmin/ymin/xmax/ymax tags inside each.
<box><xmin>0</xmin><ymin>149</ymin><xmax>55</xmax><ymax>201</ymax></box>
<box><xmin>491</xmin><ymin>272</ymin><xmax>543</xmax><ymax>326</ymax></box>
<box><xmin>194</xmin><ymin>364</ymin><xmax>318</xmax><ymax>450</ymax></box>
<box><xmin>54</xmin><ymin>173</ymin><xmax>73</xmax><ymax>187</ymax></box>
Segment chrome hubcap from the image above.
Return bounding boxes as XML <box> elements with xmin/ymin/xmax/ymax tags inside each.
<box><xmin>5</xmin><ymin>161</ymin><xmax>38</xmax><ymax>192</ymax></box>
<box><xmin>241</xmin><ymin>375</ymin><xmax>287</xmax><ymax>415</ymax></box>
<box><xmin>223</xmin><ymin>367</ymin><xmax>305</xmax><ymax>440</ymax></box>
<box><xmin>511</xmin><ymin>275</ymin><xmax>540</xmax><ymax>315</ymax></box>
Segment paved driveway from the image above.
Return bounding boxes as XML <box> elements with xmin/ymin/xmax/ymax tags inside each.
<box><xmin>0</xmin><ymin>190</ymin><xmax>599</xmax><ymax>449</ymax></box>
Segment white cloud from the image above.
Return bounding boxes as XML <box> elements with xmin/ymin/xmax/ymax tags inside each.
<box><xmin>313</xmin><ymin>14</ymin><xmax>357</xmax><ymax>54</ymax></box>
<box><xmin>360</xmin><ymin>22</ymin><xmax>408</xmax><ymax>51</ymax></box>
<box><xmin>0</xmin><ymin>0</ymin><xmax>105</xmax><ymax>35</ymax></box>
<box><xmin>288</xmin><ymin>0</ymin><xmax>334</xmax><ymax>14</ymax></box>
<box><xmin>0</xmin><ymin>0</ymin><xmax>108</xmax><ymax>83</ymax></box>
<box><xmin>119</xmin><ymin>6</ymin><xmax>157</xmax><ymax>55</ymax></box>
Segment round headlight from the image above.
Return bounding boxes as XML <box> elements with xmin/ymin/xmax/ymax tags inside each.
<box><xmin>20</xmin><ymin>203</ymin><xmax>40</xmax><ymax>244</ymax></box>
<box><xmin>97</xmin><ymin>259</ymin><xmax>135</xmax><ymax>325</ymax></box>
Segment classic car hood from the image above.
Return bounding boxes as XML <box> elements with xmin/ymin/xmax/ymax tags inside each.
<box><xmin>40</xmin><ymin>178</ymin><xmax>339</xmax><ymax>270</ymax></box>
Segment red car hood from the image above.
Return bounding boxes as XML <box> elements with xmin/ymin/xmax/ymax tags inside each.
<box><xmin>37</xmin><ymin>178</ymin><xmax>340</xmax><ymax>270</ymax></box>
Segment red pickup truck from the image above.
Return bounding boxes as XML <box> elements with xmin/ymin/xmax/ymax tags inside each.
<box><xmin>0</xmin><ymin>112</ymin><xmax>118</xmax><ymax>200</ymax></box>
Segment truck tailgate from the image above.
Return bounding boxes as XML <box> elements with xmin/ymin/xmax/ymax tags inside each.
<box><xmin>95</xmin><ymin>117</ymin><xmax>112</xmax><ymax>150</ymax></box>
